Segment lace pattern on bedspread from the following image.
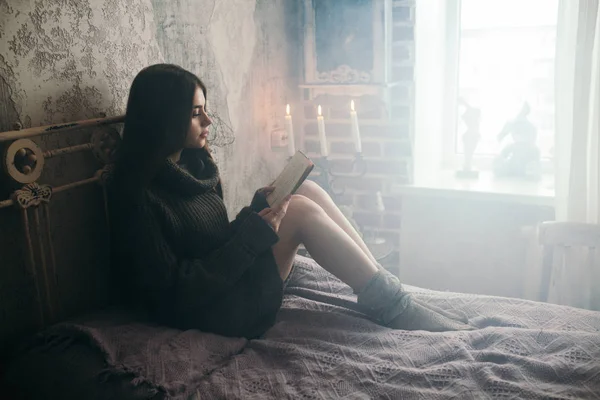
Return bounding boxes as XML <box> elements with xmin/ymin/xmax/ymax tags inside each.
<box><xmin>33</xmin><ymin>256</ymin><xmax>600</xmax><ymax>399</ymax></box>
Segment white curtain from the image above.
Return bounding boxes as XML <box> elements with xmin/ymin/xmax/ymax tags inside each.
<box><xmin>555</xmin><ymin>0</ymin><xmax>600</xmax><ymax>223</ymax></box>
<box><xmin>546</xmin><ymin>0</ymin><xmax>600</xmax><ymax>309</ymax></box>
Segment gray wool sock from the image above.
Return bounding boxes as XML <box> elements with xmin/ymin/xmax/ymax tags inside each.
<box><xmin>356</xmin><ymin>269</ymin><xmax>412</xmax><ymax>325</ymax></box>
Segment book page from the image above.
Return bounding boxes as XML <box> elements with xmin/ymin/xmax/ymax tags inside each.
<box><xmin>267</xmin><ymin>151</ymin><xmax>314</xmax><ymax>207</ymax></box>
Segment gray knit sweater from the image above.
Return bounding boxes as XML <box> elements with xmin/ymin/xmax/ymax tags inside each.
<box><xmin>108</xmin><ymin>149</ymin><xmax>283</xmax><ymax>338</ymax></box>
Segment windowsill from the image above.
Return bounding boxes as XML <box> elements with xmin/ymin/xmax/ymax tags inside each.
<box><xmin>391</xmin><ymin>170</ymin><xmax>555</xmax><ymax>207</ymax></box>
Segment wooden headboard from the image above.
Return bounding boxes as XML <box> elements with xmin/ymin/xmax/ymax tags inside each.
<box><xmin>0</xmin><ymin>116</ymin><xmax>123</xmax><ymax>358</ymax></box>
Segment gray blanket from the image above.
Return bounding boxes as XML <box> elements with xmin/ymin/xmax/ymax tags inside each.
<box><xmin>29</xmin><ymin>256</ymin><xmax>600</xmax><ymax>399</ymax></box>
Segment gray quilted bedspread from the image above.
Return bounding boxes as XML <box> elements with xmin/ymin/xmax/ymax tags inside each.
<box><xmin>42</xmin><ymin>256</ymin><xmax>600</xmax><ymax>399</ymax></box>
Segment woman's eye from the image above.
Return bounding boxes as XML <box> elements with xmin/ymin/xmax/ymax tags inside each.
<box><xmin>193</xmin><ymin>106</ymin><xmax>205</xmax><ymax>118</ymax></box>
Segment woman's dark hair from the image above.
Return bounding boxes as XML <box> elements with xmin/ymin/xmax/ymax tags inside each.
<box><xmin>113</xmin><ymin>64</ymin><xmax>207</xmax><ymax>197</ymax></box>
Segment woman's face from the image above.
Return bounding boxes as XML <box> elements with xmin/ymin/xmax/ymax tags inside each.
<box><xmin>185</xmin><ymin>87</ymin><xmax>212</xmax><ymax>149</ymax></box>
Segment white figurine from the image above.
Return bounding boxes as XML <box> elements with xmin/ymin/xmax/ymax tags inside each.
<box><xmin>457</xmin><ymin>99</ymin><xmax>481</xmax><ymax>179</ymax></box>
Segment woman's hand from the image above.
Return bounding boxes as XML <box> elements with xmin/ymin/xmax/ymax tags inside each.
<box><xmin>256</xmin><ymin>186</ymin><xmax>275</xmax><ymax>197</ymax></box>
<box><xmin>250</xmin><ymin>186</ymin><xmax>274</xmax><ymax>213</ymax></box>
<box><xmin>258</xmin><ymin>195</ymin><xmax>292</xmax><ymax>233</ymax></box>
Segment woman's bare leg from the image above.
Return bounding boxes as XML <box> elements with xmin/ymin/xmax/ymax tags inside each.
<box><xmin>271</xmin><ymin>194</ymin><xmax>378</xmax><ymax>292</ymax></box>
<box><xmin>271</xmin><ymin>195</ymin><xmax>473</xmax><ymax>332</ymax></box>
<box><xmin>295</xmin><ymin>180</ymin><xmax>379</xmax><ymax>266</ymax></box>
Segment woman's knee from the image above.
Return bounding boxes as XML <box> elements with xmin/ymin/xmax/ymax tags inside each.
<box><xmin>295</xmin><ymin>180</ymin><xmax>326</xmax><ymax>200</ymax></box>
<box><xmin>276</xmin><ymin>195</ymin><xmax>322</xmax><ymax>245</ymax></box>
<box><xmin>286</xmin><ymin>194</ymin><xmax>325</xmax><ymax>224</ymax></box>
<box><xmin>287</xmin><ymin>194</ymin><xmax>322</xmax><ymax>216</ymax></box>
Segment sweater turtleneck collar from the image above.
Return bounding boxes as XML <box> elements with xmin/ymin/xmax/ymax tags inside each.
<box><xmin>153</xmin><ymin>148</ymin><xmax>220</xmax><ymax>196</ymax></box>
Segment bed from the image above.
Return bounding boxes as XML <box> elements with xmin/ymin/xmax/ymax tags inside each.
<box><xmin>3</xmin><ymin>255</ymin><xmax>600</xmax><ymax>399</ymax></box>
<box><xmin>1</xmin><ymin>117</ymin><xmax>600</xmax><ymax>399</ymax></box>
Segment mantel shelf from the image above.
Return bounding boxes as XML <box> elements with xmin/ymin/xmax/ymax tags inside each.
<box><xmin>301</xmin><ymin>118</ymin><xmax>410</xmax><ymax>126</ymax></box>
<box><xmin>299</xmin><ymin>81</ymin><xmax>406</xmax><ymax>89</ymax></box>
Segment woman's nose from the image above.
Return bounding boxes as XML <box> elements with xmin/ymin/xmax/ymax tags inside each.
<box><xmin>203</xmin><ymin>113</ymin><xmax>212</xmax><ymax>127</ymax></box>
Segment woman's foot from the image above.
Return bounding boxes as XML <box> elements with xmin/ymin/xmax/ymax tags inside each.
<box><xmin>388</xmin><ymin>297</ymin><xmax>473</xmax><ymax>331</ymax></box>
<box><xmin>357</xmin><ymin>269</ymin><xmax>473</xmax><ymax>332</ymax></box>
<box><xmin>412</xmin><ymin>297</ymin><xmax>470</xmax><ymax>324</ymax></box>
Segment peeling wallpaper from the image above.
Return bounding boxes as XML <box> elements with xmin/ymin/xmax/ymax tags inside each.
<box><xmin>0</xmin><ymin>0</ymin><xmax>300</xmax><ymax>350</ymax></box>
<box><xmin>0</xmin><ymin>0</ymin><xmax>161</xmax><ymax>125</ymax></box>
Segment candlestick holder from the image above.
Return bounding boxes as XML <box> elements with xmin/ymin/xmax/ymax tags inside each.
<box><xmin>309</xmin><ymin>153</ymin><xmax>367</xmax><ymax>201</ymax></box>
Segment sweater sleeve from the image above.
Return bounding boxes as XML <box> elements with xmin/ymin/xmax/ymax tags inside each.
<box><xmin>116</xmin><ymin>202</ymin><xmax>279</xmax><ymax>308</ymax></box>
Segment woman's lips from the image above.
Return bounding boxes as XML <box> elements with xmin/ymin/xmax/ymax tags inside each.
<box><xmin>200</xmin><ymin>130</ymin><xmax>209</xmax><ymax>138</ymax></box>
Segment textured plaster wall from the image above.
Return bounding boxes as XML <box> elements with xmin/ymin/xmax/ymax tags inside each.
<box><xmin>149</xmin><ymin>0</ymin><xmax>300</xmax><ymax>210</ymax></box>
<box><xmin>0</xmin><ymin>0</ymin><xmax>299</xmax><ymax>351</ymax></box>
<box><xmin>0</xmin><ymin>0</ymin><xmax>298</xmax><ymax>211</ymax></box>
<box><xmin>0</xmin><ymin>0</ymin><xmax>161</xmax><ymax>126</ymax></box>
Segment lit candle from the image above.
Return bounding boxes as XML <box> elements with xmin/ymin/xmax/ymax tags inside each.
<box><xmin>375</xmin><ymin>191</ymin><xmax>385</xmax><ymax>212</ymax></box>
<box><xmin>317</xmin><ymin>105</ymin><xmax>328</xmax><ymax>157</ymax></box>
<box><xmin>284</xmin><ymin>104</ymin><xmax>295</xmax><ymax>157</ymax></box>
<box><xmin>350</xmin><ymin>100</ymin><xmax>362</xmax><ymax>153</ymax></box>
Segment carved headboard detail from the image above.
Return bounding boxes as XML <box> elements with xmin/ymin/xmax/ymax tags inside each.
<box><xmin>0</xmin><ymin>116</ymin><xmax>123</xmax><ymax>345</ymax></box>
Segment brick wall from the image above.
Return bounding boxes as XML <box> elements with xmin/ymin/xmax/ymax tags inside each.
<box><xmin>300</xmin><ymin>0</ymin><xmax>416</xmax><ymax>270</ymax></box>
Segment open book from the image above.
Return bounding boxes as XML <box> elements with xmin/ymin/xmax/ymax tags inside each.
<box><xmin>266</xmin><ymin>151</ymin><xmax>315</xmax><ymax>208</ymax></box>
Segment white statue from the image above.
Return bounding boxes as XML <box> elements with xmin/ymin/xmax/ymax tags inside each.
<box><xmin>456</xmin><ymin>99</ymin><xmax>481</xmax><ymax>179</ymax></box>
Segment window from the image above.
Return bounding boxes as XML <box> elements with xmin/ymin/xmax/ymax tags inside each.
<box><xmin>454</xmin><ymin>0</ymin><xmax>559</xmax><ymax>162</ymax></box>
<box><xmin>414</xmin><ymin>0</ymin><xmax>560</xmax><ymax>176</ymax></box>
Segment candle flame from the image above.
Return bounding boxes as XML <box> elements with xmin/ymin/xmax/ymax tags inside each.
<box><xmin>351</xmin><ymin>100</ymin><xmax>355</xmax><ymax>112</ymax></box>
<box><xmin>286</xmin><ymin>104</ymin><xmax>290</xmax><ymax>116</ymax></box>
<box><xmin>318</xmin><ymin>105</ymin><xmax>322</xmax><ymax>116</ymax></box>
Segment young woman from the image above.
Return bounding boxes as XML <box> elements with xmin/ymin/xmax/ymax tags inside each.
<box><xmin>108</xmin><ymin>64</ymin><xmax>471</xmax><ymax>339</ymax></box>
